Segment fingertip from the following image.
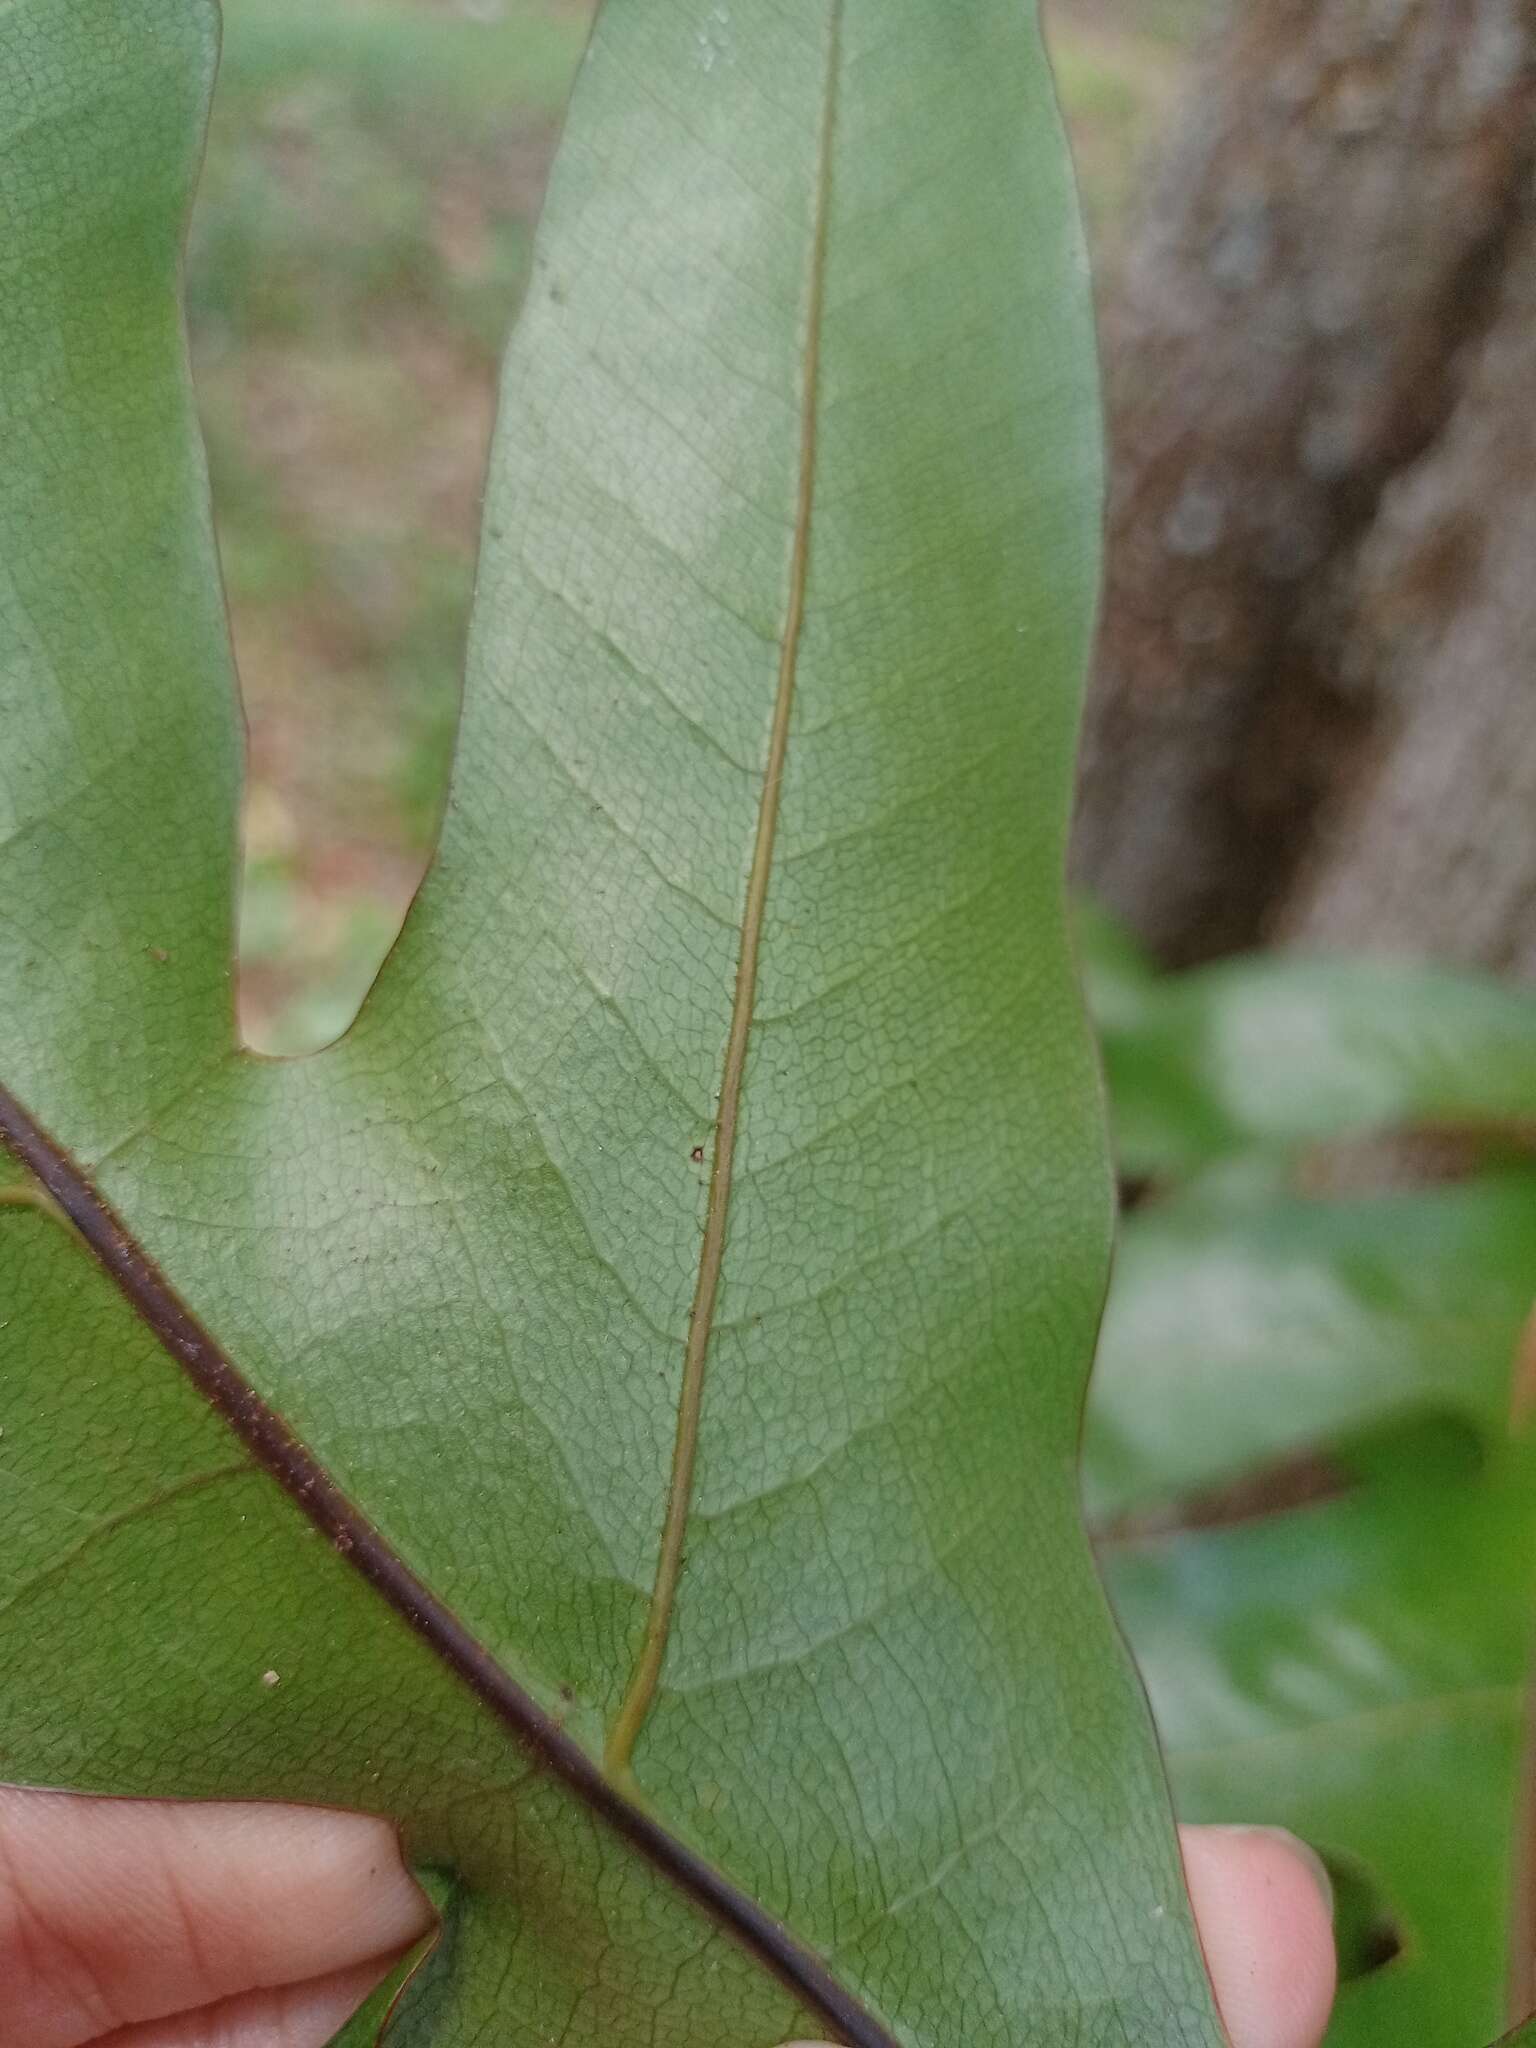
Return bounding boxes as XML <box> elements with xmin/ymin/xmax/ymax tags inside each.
<box><xmin>0</xmin><ymin>1788</ymin><xmax>434</xmax><ymax>2047</ymax></box>
<box><xmin>1181</xmin><ymin>1824</ymin><xmax>1337</xmax><ymax>2048</ymax></box>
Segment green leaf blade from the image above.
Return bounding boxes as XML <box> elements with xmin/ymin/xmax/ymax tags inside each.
<box><xmin>0</xmin><ymin>0</ymin><xmax>242</xmax><ymax>1151</ymax></box>
<box><xmin>0</xmin><ymin>2</ymin><xmax>1227</xmax><ymax>2042</ymax></box>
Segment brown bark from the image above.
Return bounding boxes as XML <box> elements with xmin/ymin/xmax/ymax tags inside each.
<box><xmin>1283</xmin><ymin>183</ymin><xmax>1536</xmax><ymax>976</ymax></box>
<box><xmin>1074</xmin><ymin>0</ymin><xmax>1536</xmax><ymax>968</ymax></box>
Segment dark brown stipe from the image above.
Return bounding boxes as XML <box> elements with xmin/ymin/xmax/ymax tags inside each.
<box><xmin>0</xmin><ymin>1082</ymin><xmax>900</xmax><ymax>2048</ymax></box>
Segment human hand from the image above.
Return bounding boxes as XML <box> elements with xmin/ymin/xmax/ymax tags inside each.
<box><xmin>0</xmin><ymin>1787</ymin><xmax>1334</xmax><ymax>2047</ymax></box>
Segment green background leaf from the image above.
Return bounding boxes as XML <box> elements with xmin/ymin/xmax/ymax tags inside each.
<box><xmin>0</xmin><ymin>1</ymin><xmax>1225</xmax><ymax>2041</ymax></box>
<box><xmin>1086</xmin><ymin>1169</ymin><xmax>1536</xmax><ymax>1521</ymax></box>
<box><xmin>1084</xmin><ymin>922</ymin><xmax>1536</xmax><ymax>2043</ymax></box>
<box><xmin>1076</xmin><ymin>912</ymin><xmax>1536</xmax><ymax>1178</ymax></box>
<box><xmin>1106</xmin><ymin>1457</ymin><xmax>1536</xmax><ymax>2047</ymax></box>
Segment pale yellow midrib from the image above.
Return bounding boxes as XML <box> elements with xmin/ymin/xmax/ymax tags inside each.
<box><xmin>605</xmin><ymin>3</ymin><xmax>844</xmax><ymax>1780</ymax></box>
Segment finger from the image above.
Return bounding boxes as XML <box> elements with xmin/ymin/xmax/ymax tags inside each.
<box><xmin>86</xmin><ymin>1959</ymin><xmax>392</xmax><ymax>2048</ymax></box>
<box><xmin>0</xmin><ymin>1788</ymin><xmax>432</xmax><ymax>2048</ymax></box>
<box><xmin>1182</xmin><ymin>1823</ymin><xmax>1337</xmax><ymax>2048</ymax></box>
<box><xmin>782</xmin><ymin>1819</ymin><xmax>1337</xmax><ymax>2048</ymax></box>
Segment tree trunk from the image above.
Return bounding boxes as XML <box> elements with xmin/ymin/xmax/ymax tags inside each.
<box><xmin>1073</xmin><ymin>0</ymin><xmax>1536</xmax><ymax>971</ymax></box>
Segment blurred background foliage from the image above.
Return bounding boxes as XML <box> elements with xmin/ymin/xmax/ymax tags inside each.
<box><xmin>196</xmin><ymin>0</ymin><xmax>1216</xmax><ymax>1049</ymax></box>
<box><xmin>1080</xmin><ymin>905</ymin><xmax>1536</xmax><ymax>2047</ymax></box>
<box><xmin>192</xmin><ymin>3</ymin><xmax>1536</xmax><ymax>2041</ymax></box>
<box><xmin>196</xmin><ymin>0</ymin><xmax>596</xmax><ymax>1049</ymax></box>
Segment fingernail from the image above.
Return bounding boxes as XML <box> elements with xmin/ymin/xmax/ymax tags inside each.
<box><xmin>1210</xmin><ymin>1824</ymin><xmax>1334</xmax><ymax>1918</ymax></box>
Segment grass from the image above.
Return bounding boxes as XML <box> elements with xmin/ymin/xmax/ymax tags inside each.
<box><xmin>191</xmin><ymin>0</ymin><xmax>1217</xmax><ymax>1050</ymax></box>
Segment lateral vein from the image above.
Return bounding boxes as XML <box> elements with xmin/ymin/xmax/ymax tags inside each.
<box><xmin>605</xmin><ymin>0</ymin><xmax>845</xmax><ymax>1779</ymax></box>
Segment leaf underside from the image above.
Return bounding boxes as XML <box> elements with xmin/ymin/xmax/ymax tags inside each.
<box><xmin>0</xmin><ymin>1</ymin><xmax>1229</xmax><ymax>2043</ymax></box>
